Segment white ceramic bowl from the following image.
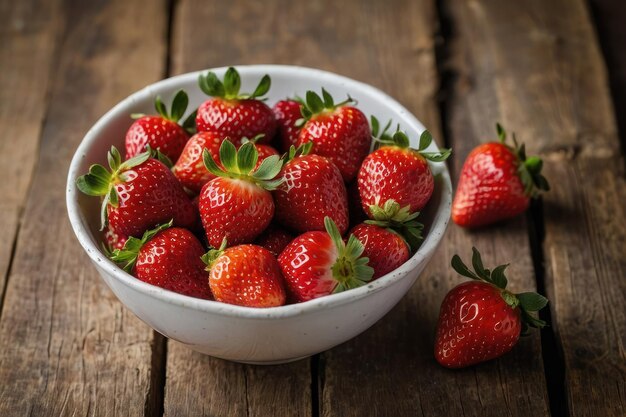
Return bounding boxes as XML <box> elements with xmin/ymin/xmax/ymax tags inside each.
<box><xmin>66</xmin><ymin>65</ymin><xmax>452</xmax><ymax>364</ymax></box>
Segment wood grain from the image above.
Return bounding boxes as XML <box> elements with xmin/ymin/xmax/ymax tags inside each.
<box><xmin>443</xmin><ymin>0</ymin><xmax>626</xmax><ymax>415</ymax></box>
<box><xmin>0</xmin><ymin>0</ymin><xmax>61</xmax><ymax>311</ymax></box>
<box><xmin>0</xmin><ymin>0</ymin><xmax>169</xmax><ymax>415</ymax></box>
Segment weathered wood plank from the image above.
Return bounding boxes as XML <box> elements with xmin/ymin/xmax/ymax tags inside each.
<box><xmin>443</xmin><ymin>0</ymin><xmax>626</xmax><ymax>415</ymax></box>
<box><xmin>0</xmin><ymin>0</ymin><xmax>61</xmax><ymax>310</ymax></box>
<box><xmin>0</xmin><ymin>0</ymin><xmax>169</xmax><ymax>415</ymax></box>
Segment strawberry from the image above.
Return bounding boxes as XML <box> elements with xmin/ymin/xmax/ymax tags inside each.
<box><xmin>358</xmin><ymin>127</ymin><xmax>450</xmax><ymax>217</ymax></box>
<box><xmin>278</xmin><ymin>217</ymin><xmax>374</xmax><ymax>302</ymax></box>
<box><xmin>199</xmin><ymin>140</ymin><xmax>283</xmax><ymax>248</ymax></box>
<box><xmin>255</xmin><ymin>225</ymin><xmax>294</xmax><ymax>257</ymax></box>
<box><xmin>125</xmin><ymin>90</ymin><xmax>194</xmax><ymax>161</ymax></box>
<box><xmin>76</xmin><ymin>147</ymin><xmax>197</xmax><ymax>238</ymax></box>
<box><xmin>273</xmin><ymin>99</ymin><xmax>303</xmax><ymax>152</ymax></box>
<box><xmin>297</xmin><ymin>89</ymin><xmax>371</xmax><ymax>182</ymax></box>
<box><xmin>110</xmin><ymin>221</ymin><xmax>213</xmax><ymax>300</ymax></box>
<box><xmin>196</xmin><ymin>67</ymin><xmax>276</xmax><ymax>144</ymax></box>
<box><xmin>172</xmin><ymin>131</ymin><xmax>226</xmax><ymax>193</ymax></box>
<box><xmin>350</xmin><ymin>223</ymin><xmax>409</xmax><ymax>279</ymax></box>
<box><xmin>273</xmin><ymin>144</ymin><xmax>349</xmax><ymax>235</ymax></box>
<box><xmin>103</xmin><ymin>224</ymin><xmax>128</xmax><ymax>252</ymax></box>
<box><xmin>452</xmin><ymin>124</ymin><xmax>549</xmax><ymax>227</ymax></box>
<box><xmin>350</xmin><ymin>200</ymin><xmax>423</xmax><ymax>278</ymax></box>
<box><xmin>435</xmin><ymin>247</ymin><xmax>548</xmax><ymax>368</ymax></box>
<box><xmin>203</xmin><ymin>242</ymin><xmax>286</xmax><ymax>307</ymax></box>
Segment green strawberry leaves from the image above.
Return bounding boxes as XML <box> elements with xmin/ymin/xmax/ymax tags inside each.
<box><xmin>76</xmin><ymin>146</ymin><xmax>151</xmax><ymax>229</ymax></box>
<box><xmin>198</xmin><ymin>67</ymin><xmax>271</xmax><ymax>100</ymax></box>
<box><xmin>495</xmin><ymin>123</ymin><xmax>550</xmax><ymax>197</ymax></box>
<box><xmin>451</xmin><ymin>247</ymin><xmax>549</xmax><ymax>330</ymax></box>
<box><xmin>297</xmin><ymin>88</ymin><xmax>355</xmax><ymax>126</ymax></box>
<box><xmin>110</xmin><ymin>220</ymin><xmax>173</xmax><ymax>272</ymax></box>
<box><xmin>202</xmin><ymin>140</ymin><xmax>284</xmax><ymax>190</ymax></box>
<box><xmin>153</xmin><ymin>90</ymin><xmax>190</xmax><ymax>123</ymax></box>
<box><xmin>325</xmin><ymin>217</ymin><xmax>374</xmax><ymax>293</ymax></box>
<box><xmin>365</xmin><ymin>199</ymin><xmax>424</xmax><ymax>251</ymax></box>
<box><xmin>201</xmin><ymin>238</ymin><xmax>228</xmax><ymax>270</ymax></box>
<box><xmin>370</xmin><ymin>120</ymin><xmax>451</xmax><ymax>162</ymax></box>
<box><xmin>282</xmin><ymin>142</ymin><xmax>313</xmax><ymax>163</ymax></box>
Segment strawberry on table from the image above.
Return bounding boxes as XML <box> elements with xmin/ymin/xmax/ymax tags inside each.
<box><xmin>255</xmin><ymin>225</ymin><xmax>294</xmax><ymax>257</ymax></box>
<box><xmin>350</xmin><ymin>200</ymin><xmax>423</xmax><ymax>279</ymax></box>
<box><xmin>273</xmin><ymin>143</ymin><xmax>349</xmax><ymax>235</ymax></box>
<box><xmin>76</xmin><ymin>147</ymin><xmax>196</xmax><ymax>238</ymax></box>
<box><xmin>273</xmin><ymin>99</ymin><xmax>303</xmax><ymax>152</ymax></box>
<box><xmin>173</xmin><ymin>131</ymin><xmax>227</xmax><ymax>194</ymax></box>
<box><xmin>435</xmin><ymin>247</ymin><xmax>548</xmax><ymax>368</ymax></box>
<box><xmin>358</xmin><ymin>127</ymin><xmax>450</xmax><ymax>217</ymax></box>
<box><xmin>199</xmin><ymin>140</ymin><xmax>283</xmax><ymax>248</ymax></box>
<box><xmin>452</xmin><ymin>124</ymin><xmax>549</xmax><ymax>228</ymax></box>
<box><xmin>297</xmin><ymin>89</ymin><xmax>371</xmax><ymax>182</ymax></box>
<box><xmin>125</xmin><ymin>90</ymin><xmax>194</xmax><ymax>161</ymax></box>
<box><xmin>203</xmin><ymin>241</ymin><xmax>286</xmax><ymax>307</ymax></box>
<box><xmin>196</xmin><ymin>67</ymin><xmax>276</xmax><ymax>144</ymax></box>
<box><xmin>278</xmin><ymin>217</ymin><xmax>374</xmax><ymax>302</ymax></box>
<box><xmin>110</xmin><ymin>221</ymin><xmax>213</xmax><ymax>300</ymax></box>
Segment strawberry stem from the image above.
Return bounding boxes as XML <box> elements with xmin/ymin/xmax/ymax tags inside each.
<box><xmin>324</xmin><ymin>217</ymin><xmax>374</xmax><ymax>293</ymax></box>
<box><xmin>198</xmin><ymin>67</ymin><xmax>271</xmax><ymax>101</ymax></box>
<box><xmin>364</xmin><ymin>199</ymin><xmax>423</xmax><ymax>251</ymax></box>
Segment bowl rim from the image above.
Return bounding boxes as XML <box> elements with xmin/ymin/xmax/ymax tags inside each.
<box><xmin>66</xmin><ymin>64</ymin><xmax>451</xmax><ymax>320</ymax></box>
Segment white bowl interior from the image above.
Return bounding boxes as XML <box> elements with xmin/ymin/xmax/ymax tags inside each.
<box><xmin>66</xmin><ymin>65</ymin><xmax>451</xmax><ymax>361</ymax></box>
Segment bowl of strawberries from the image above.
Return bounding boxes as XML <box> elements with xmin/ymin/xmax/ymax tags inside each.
<box><xmin>66</xmin><ymin>65</ymin><xmax>452</xmax><ymax>364</ymax></box>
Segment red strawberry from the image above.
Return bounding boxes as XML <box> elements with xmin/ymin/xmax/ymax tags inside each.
<box><xmin>351</xmin><ymin>223</ymin><xmax>409</xmax><ymax>279</ymax></box>
<box><xmin>76</xmin><ymin>147</ymin><xmax>196</xmax><ymax>238</ymax></box>
<box><xmin>203</xmin><ymin>242</ymin><xmax>286</xmax><ymax>307</ymax></box>
<box><xmin>273</xmin><ymin>99</ymin><xmax>303</xmax><ymax>152</ymax></box>
<box><xmin>358</xmin><ymin>128</ymin><xmax>450</xmax><ymax>217</ymax></box>
<box><xmin>103</xmin><ymin>224</ymin><xmax>128</xmax><ymax>252</ymax></box>
<box><xmin>255</xmin><ymin>225</ymin><xmax>293</xmax><ymax>257</ymax></box>
<box><xmin>125</xmin><ymin>90</ymin><xmax>194</xmax><ymax>161</ymax></box>
<box><xmin>297</xmin><ymin>89</ymin><xmax>371</xmax><ymax>182</ymax></box>
<box><xmin>278</xmin><ymin>217</ymin><xmax>373</xmax><ymax>302</ymax></box>
<box><xmin>110</xmin><ymin>221</ymin><xmax>213</xmax><ymax>300</ymax></box>
<box><xmin>173</xmin><ymin>131</ymin><xmax>226</xmax><ymax>193</ymax></box>
<box><xmin>196</xmin><ymin>67</ymin><xmax>276</xmax><ymax>144</ymax></box>
<box><xmin>452</xmin><ymin>124</ymin><xmax>549</xmax><ymax>228</ymax></box>
<box><xmin>349</xmin><ymin>200</ymin><xmax>421</xmax><ymax>278</ymax></box>
<box><xmin>435</xmin><ymin>247</ymin><xmax>548</xmax><ymax>368</ymax></box>
<box><xmin>273</xmin><ymin>144</ymin><xmax>349</xmax><ymax>235</ymax></box>
<box><xmin>199</xmin><ymin>140</ymin><xmax>283</xmax><ymax>248</ymax></box>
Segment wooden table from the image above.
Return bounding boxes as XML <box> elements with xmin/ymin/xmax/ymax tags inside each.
<box><xmin>1</xmin><ymin>0</ymin><xmax>624</xmax><ymax>415</ymax></box>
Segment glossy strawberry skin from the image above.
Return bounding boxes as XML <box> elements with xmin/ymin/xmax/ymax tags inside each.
<box><xmin>278</xmin><ymin>231</ymin><xmax>338</xmax><ymax>302</ymax></box>
<box><xmin>297</xmin><ymin>106</ymin><xmax>371</xmax><ymax>182</ymax></box>
<box><xmin>350</xmin><ymin>223</ymin><xmax>409</xmax><ymax>279</ymax></box>
<box><xmin>107</xmin><ymin>159</ymin><xmax>197</xmax><ymax>238</ymax></box>
<box><xmin>195</xmin><ymin>98</ymin><xmax>276</xmax><ymax>144</ymax></box>
<box><xmin>173</xmin><ymin>132</ymin><xmax>226</xmax><ymax>194</ymax></box>
<box><xmin>133</xmin><ymin>227</ymin><xmax>212</xmax><ymax>300</ymax></box>
<box><xmin>104</xmin><ymin>224</ymin><xmax>127</xmax><ymax>251</ymax></box>
<box><xmin>273</xmin><ymin>100</ymin><xmax>302</xmax><ymax>152</ymax></box>
<box><xmin>273</xmin><ymin>154</ymin><xmax>349</xmax><ymax>235</ymax></box>
<box><xmin>125</xmin><ymin>116</ymin><xmax>189</xmax><ymax>161</ymax></box>
<box><xmin>199</xmin><ymin>177</ymin><xmax>274</xmax><ymax>248</ymax></box>
<box><xmin>358</xmin><ymin>146</ymin><xmax>433</xmax><ymax>216</ymax></box>
<box><xmin>209</xmin><ymin>245</ymin><xmax>286</xmax><ymax>307</ymax></box>
<box><xmin>452</xmin><ymin>142</ymin><xmax>529</xmax><ymax>227</ymax></box>
<box><xmin>255</xmin><ymin>225</ymin><xmax>293</xmax><ymax>257</ymax></box>
<box><xmin>434</xmin><ymin>281</ymin><xmax>522</xmax><ymax>368</ymax></box>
